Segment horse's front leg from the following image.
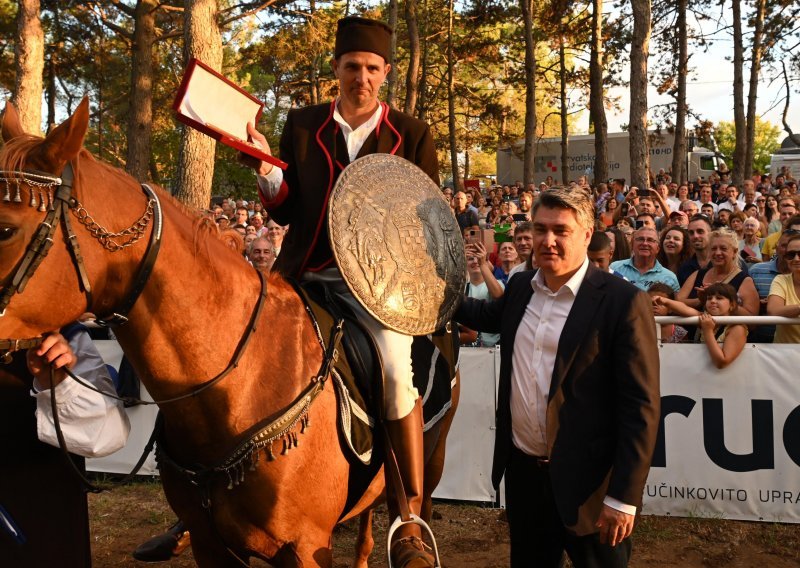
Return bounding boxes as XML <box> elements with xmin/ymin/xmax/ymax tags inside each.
<box><xmin>190</xmin><ymin>532</ymin><xmax>251</xmax><ymax>568</ymax></box>
<box><xmin>352</xmin><ymin>509</ymin><xmax>374</xmax><ymax>568</ymax></box>
<box><xmin>274</xmin><ymin>531</ymin><xmax>333</xmax><ymax>568</ymax></box>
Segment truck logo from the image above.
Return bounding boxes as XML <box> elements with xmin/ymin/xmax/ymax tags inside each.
<box><xmin>535</xmin><ymin>155</ymin><xmax>558</xmax><ymax>173</ymax></box>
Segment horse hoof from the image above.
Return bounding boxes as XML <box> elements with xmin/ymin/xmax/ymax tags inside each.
<box><xmin>390</xmin><ymin>536</ymin><xmax>435</xmax><ymax>568</ymax></box>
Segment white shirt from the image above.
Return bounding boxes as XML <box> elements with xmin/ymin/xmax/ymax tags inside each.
<box><xmin>510</xmin><ymin>257</ymin><xmax>589</xmax><ymax>457</ymax></box>
<box><xmin>666</xmin><ymin>196</ymin><xmax>682</xmax><ymax>211</ymax></box>
<box><xmin>717</xmin><ymin>200</ymin><xmax>741</xmax><ymax>212</ymax></box>
<box><xmin>466</xmin><ymin>280</ymin><xmax>504</xmax><ymax>346</ymax></box>
<box><xmin>510</xmin><ymin>257</ymin><xmax>635</xmax><ymax>515</ymax></box>
<box><xmin>507</xmin><ymin>261</ymin><xmax>528</xmax><ymax>278</ymax></box>
<box><xmin>32</xmin><ymin>330</ymin><xmax>130</xmax><ymax>458</ymax></box>
<box><xmin>257</xmin><ymin>99</ymin><xmax>383</xmax><ymax>201</ymax></box>
<box><xmin>694</xmin><ymin>200</ymin><xmax>718</xmax><ymax>214</ymax></box>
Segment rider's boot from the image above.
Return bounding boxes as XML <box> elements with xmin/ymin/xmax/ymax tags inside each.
<box><xmin>132</xmin><ymin>520</ymin><xmax>191</xmax><ymax>562</ymax></box>
<box><xmin>385</xmin><ymin>398</ymin><xmax>435</xmax><ymax>568</ymax></box>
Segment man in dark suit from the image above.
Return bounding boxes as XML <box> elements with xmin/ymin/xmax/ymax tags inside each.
<box><xmin>458</xmin><ymin>187</ymin><xmax>660</xmax><ymax>567</ymax></box>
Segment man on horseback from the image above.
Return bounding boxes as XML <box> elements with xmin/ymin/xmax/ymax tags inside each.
<box><xmin>241</xmin><ymin>15</ymin><xmax>440</xmax><ymax>568</ymax></box>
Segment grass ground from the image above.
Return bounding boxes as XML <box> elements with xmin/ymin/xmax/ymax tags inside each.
<box><xmin>89</xmin><ymin>479</ymin><xmax>800</xmax><ymax>567</ymax></box>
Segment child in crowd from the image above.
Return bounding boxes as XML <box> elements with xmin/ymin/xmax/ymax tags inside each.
<box><xmin>653</xmin><ymin>282</ymin><xmax>748</xmax><ymax>368</ymax></box>
<box><xmin>647</xmin><ymin>283</ymin><xmax>688</xmax><ymax>343</ymax></box>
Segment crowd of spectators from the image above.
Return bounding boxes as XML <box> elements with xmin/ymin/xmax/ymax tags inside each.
<box><xmin>203</xmin><ymin>198</ymin><xmax>285</xmax><ymax>274</ymax></box>
<box><xmin>209</xmin><ymin>167</ymin><xmax>800</xmax><ymax>363</ymax></box>
<box><xmin>446</xmin><ymin>169</ymin><xmax>800</xmax><ymax>364</ymax></box>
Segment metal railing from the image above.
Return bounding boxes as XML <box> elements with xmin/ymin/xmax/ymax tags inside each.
<box><xmin>655</xmin><ymin>316</ymin><xmax>800</xmax><ymax>325</ymax></box>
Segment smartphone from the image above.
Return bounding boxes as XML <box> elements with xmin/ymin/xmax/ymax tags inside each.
<box><xmin>493</xmin><ymin>223</ymin><xmax>513</xmax><ymax>243</ymax></box>
<box><xmin>635</xmin><ymin>220</ymin><xmax>645</xmax><ymax>229</ymax></box>
<box><xmin>466</xmin><ymin>229</ymin><xmax>480</xmax><ymax>244</ymax></box>
<box><xmin>512</xmin><ymin>213</ymin><xmax>528</xmax><ymax>222</ymax></box>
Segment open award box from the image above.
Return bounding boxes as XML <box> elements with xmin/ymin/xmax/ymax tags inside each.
<box><xmin>173</xmin><ymin>57</ymin><xmax>287</xmax><ymax>170</ymax></box>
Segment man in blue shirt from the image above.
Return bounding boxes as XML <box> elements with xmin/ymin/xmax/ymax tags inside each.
<box><xmin>611</xmin><ymin>227</ymin><xmax>680</xmax><ymax>292</ymax></box>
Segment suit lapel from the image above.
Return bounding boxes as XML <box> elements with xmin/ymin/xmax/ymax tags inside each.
<box><xmin>548</xmin><ymin>266</ymin><xmax>605</xmax><ymax>401</ymax></box>
<box><xmin>497</xmin><ymin>276</ymin><xmax>535</xmax><ymax>415</ymax></box>
<box><xmin>506</xmin><ymin>281</ymin><xmax>534</xmax><ymax>345</ymax></box>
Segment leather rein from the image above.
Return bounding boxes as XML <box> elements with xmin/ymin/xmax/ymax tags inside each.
<box><xmin>0</xmin><ymin>164</ymin><xmax>163</xmax><ymax>362</ymax></box>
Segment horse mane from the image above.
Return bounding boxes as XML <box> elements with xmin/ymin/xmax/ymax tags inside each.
<box><xmin>0</xmin><ymin>134</ymin><xmax>47</xmax><ymax>171</ymax></box>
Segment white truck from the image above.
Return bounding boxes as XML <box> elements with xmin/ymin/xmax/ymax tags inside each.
<box><xmin>496</xmin><ymin>131</ymin><xmax>723</xmax><ymax>186</ymax></box>
<box><xmin>769</xmin><ymin>136</ymin><xmax>800</xmax><ymax>178</ymax></box>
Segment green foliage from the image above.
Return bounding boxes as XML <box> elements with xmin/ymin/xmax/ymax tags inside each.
<box><xmin>10</xmin><ymin>0</ymin><xmax>791</xmax><ymax>198</ymax></box>
<box><xmin>715</xmin><ymin>118</ymin><xmax>781</xmax><ymax>174</ymax></box>
<box><xmin>0</xmin><ymin>0</ymin><xmax>17</xmax><ymax>96</ymax></box>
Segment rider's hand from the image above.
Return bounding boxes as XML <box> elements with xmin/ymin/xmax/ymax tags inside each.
<box><xmin>26</xmin><ymin>333</ymin><xmax>76</xmax><ymax>390</ymax></box>
<box><xmin>238</xmin><ymin>123</ymin><xmax>274</xmax><ymax>177</ymax></box>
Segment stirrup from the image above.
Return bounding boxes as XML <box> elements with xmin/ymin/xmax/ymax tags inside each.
<box><xmin>386</xmin><ymin>514</ymin><xmax>441</xmax><ymax>568</ymax></box>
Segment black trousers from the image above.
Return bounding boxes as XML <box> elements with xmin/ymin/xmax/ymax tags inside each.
<box><xmin>506</xmin><ymin>446</ymin><xmax>632</xmax><ymax>568</ymax></box>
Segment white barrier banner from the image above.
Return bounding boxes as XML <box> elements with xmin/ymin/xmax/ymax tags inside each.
<box><xmin>644</xmin><ymin>343</ymin><xmax>800</xmax><ymax>523</ymax></box>
<box><xmin>88</xmin><ymin>340</ymin><xmax>800</xmax><ymax>523</ymax></box>
<box><xmin>432</xmin><ymin>347</ymin><xmax>498</xmax><ymax>503</ymax></box>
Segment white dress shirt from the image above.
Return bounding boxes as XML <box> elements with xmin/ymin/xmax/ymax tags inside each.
<box><xmin>32</xmin><ymin>330</ymin><xmax>130</xmax><ymax>458</ymax></box>
<box><xmin>510</xmin><ymin>257</ymin><xmax>636</xmax><ymax>515</ymax></box>
<box><xmin>257</xmin><ymin>99</ymin><xmax>384</xmax><ymax>200</ymax></box>
<box><xmin>510</xmin><ymin>257</ymin><xmax>589</xmax><ymax>457</ymax></box>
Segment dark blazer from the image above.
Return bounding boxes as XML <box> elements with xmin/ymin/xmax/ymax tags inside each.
<box><xmin>456</xmin><ymin>264</ymin><xmax>660</xmax><ymax>535</ymax></box>
<box><xmin>263</xmin><ymin>101</ymin><xmax>439</xmax><ymax>279</ymax></box>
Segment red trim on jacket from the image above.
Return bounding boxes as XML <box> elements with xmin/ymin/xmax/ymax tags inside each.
<box><xmin>259</xmin><ymin>179</ymin><xmax>289</xmax><ymax>209</ymax></box>
<box><xmin>299</xmin><ymin>100</ymin><xmax>338</xmax><ymax>274</ymax></box>
<box><xmin>379</xmin><ymin>102</ymin><xmax>403</xmax><ymax>155</ymax></box>
<box><xmin>299</xmin><ymin>100</ymin><xmax>404</xmax><ymax>274</ymax></box>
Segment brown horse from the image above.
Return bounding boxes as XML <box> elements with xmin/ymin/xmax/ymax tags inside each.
<box><xmin>0</xmin><ymin>99</ymin><xmax>459</xmax><ymax>567</ymax></box>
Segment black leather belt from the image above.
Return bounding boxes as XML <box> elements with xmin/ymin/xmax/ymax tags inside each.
<box><xmin>511</xmin><ymin>445</ymin><xmax>550</xmax><ymax>468</ymax></box>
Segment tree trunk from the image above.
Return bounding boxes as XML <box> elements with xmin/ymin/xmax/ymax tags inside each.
<box><xmin>629</xmin><ymin>0</ymin><xmax>651</xmax><ymax>191</ymax></box>
<box><xmin>447</xmin><ymin>0</ymin><xmax>460</xmax><ymax>190</ymax></box>
<box><xmin>520</xmin><ymin>0</ymin><xmax>537</xmax><ymax>186</ymax></box>
<box><xmin>308</xmin><ymin>0</ymin><xmax>318</xmax><ymax>105</ymax></box>
<box><xmin>386</xmin><ymin>0</ymin><xmax>398</xmax><ymax>107</ymax></box>
<box><xmin>745</xmin><ymin>0</ymin><xmax>766</xmax><ymax>179</ymax></box>
<box><xmin>671</xmin><ymin>0</ymin><xmax>688</xmax><ymax>184</ymax></box>
<box><xmin>404</xmin><ymin>0</ymin><xmax>421</xmax><ymax>115</ymax></box>
<box><xmin>559</xmin><ymin>35</ymin><xmax>568</xmax><ymax>185</ymax></box>
<box><xmin>12</xmin><ymin>0</ymin><xmax>44</xmax><ymax>135</ymax></box>
<box><xmin>46</xmin><ymin>46</ymin><xmax>57</xmax><ymax>132</ymax></box>
<box><xmin>175</xmin><ymin>0</ymin><xmax>222</xmax><ymax>209</ymax></box>
<box><xmin>589</xmin><ymin>0</ymin><xmax>608</xmax><ymax>185</ymax></box>
<box><xmin>126</xmin><ymin>0</ymin><xmax>158</xmax><ymax>181</ymax></box>
<box><xmin>731</xmin><ymin>0</ymin><xmax>746</xmax><ymax>186</ymax></box>
<box><xmin>417</xmin><ymin>0</ymin><xmax>429</xmax><ymax>122</ymax></box>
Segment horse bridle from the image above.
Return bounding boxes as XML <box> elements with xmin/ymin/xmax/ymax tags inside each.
<box><xmin>0</xmin><ymin>163</ymin><xmax>163</xmax><ymax>362</ymax></box>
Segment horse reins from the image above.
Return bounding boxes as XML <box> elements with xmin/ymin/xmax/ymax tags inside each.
<box><xmin>0</xmin><ymin>164</ymin><xmax>163</xmax><ymax>363</ymax></box>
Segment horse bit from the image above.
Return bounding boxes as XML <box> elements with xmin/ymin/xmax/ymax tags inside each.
<box><xmin>0</xmin><ymin>163</ymin><xmax>163</xmax><ymax>363</ymax></box>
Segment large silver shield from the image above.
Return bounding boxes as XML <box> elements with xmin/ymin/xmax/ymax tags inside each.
<box><xmin>328</xmin><ymin>154</ymin><xmax>466</xmax><ymax>335</ymax></box>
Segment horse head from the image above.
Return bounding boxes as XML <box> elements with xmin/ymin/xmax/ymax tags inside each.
<box><xmin>0</xmin><ymin>98</ymin><xmax>141</xmax><ymax>343</ymax></box>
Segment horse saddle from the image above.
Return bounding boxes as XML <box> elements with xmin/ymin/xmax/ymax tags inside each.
<box><xmin>294</xmin><ymin>280</ymin><xmax>382</xmax><ymax>465</ymax></box>
<box><xmin>293</xmin><ymin>280</ymin><xmax>459</xmax><ymax>466</ymax></box>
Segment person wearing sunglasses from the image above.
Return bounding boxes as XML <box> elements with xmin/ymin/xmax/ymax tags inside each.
<box><xmin>749</xmin><ymin>223</ymin><xmax>800</xmax><ymax>342</ymax></box>
<box><xmin>767</xmin><ymin>232</ymin><xmax>800</xmax><ymax>343</ymax></box>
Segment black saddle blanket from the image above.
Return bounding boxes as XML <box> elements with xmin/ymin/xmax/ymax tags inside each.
<box><xmin>295</xmin><ymin>281</ymin><xmax>458</xmax><ymax>465</ymax></box>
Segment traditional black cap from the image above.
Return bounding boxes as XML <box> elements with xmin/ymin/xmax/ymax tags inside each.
<box><xmin>334</xmin><ymin>16</ymin><xmax>392</xmax><ymax>62</ymax></box>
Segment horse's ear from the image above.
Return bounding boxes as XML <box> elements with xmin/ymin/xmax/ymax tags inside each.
<box><xmin>1</xmin><ymin>101</ymin><xmax>26</xmax><ymax>142</ymax></box>
<box><xmin>40</xmin><ymin>97</ymin><xmax>90</xmax><ymax>166</ymax></box>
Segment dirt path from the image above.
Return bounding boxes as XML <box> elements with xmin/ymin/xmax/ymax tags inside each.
<box><xmin>89</xmin><ymin>481</ymin><xmax>800</xmax><ymax>567</ymax></box>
